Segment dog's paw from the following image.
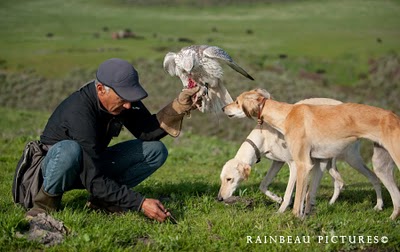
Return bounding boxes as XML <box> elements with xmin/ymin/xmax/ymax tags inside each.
<box><xmin>263</xmin><ymin>191</ymin><xmax>282</xmax><ymax>204</ymax></box>
<box><xmin>373</xmin><ymin>204</ymin><xmax>383</xmax><ymax>212</ymax></box>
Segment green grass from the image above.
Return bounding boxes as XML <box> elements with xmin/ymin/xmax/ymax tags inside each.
<box><xmin>0</xmin><ymin>0</ymin><xmax>400</xmax><ymax>251</ymax></box>
<box><xmin>0</xmin><ymin>107</ymin><xmax>399</xmax><ymax>251</ymax></box>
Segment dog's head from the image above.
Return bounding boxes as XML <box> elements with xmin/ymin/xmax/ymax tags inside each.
<box><xmin>222</xmin><ymin>88</ymin><xmax>271</xmax><ymax>119</ymax></box>
<box><xmin>217</xmin><ymin>159</ymin><xmax>251</xmax><ymax>201</ymax></box>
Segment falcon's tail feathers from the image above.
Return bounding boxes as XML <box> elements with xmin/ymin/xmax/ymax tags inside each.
<box><xmin>201</xmin><ymin>84</ymin><xmax>233</xmax><ymax>114</ymax></box>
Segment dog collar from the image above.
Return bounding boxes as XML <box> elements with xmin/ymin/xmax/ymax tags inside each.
<box><xmin>258</xmin><ymin>98</ymin><xmax>267</xmax><ymax>128</ymax></box>
<box><xmin>244</xmin><ymin>139</ymin><xmax>261</xmax><ymax>163</ymax></box>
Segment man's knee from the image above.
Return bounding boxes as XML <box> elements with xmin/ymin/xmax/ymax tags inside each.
<box><xmin>61</xmin><ymin>140</ymin><xmax>82</xmax><ymax>159</ymax></box>
<box><xmin>43</xmin><ymin>140</ymin><xmax>82</xmax><ymax>173</ymax></box>
<box><xmin>42</xmin><ymin>140</ymin><xmax>83</xmax><ymax>194</ymax></box>
<box><xmin>145</xmin><ymin>141</ymin><xmax>168</xmax><ymax>168</ymax></box>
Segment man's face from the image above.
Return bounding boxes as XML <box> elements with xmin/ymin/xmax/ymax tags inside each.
<box><xmin>97</xmin><ymin>84</ymin><xmax>131</xmax><ymax>115</ymax></box>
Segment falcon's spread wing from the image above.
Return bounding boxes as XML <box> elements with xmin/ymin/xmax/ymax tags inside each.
<box><xmin>163</xmin><ymin>45</ymin><xmax>254</xmax><ymax>113</ymax></box>
<box><xmin>202</xmin><ymin>46</ymin><xmax>254</xmax><ymax>81</ymax></box>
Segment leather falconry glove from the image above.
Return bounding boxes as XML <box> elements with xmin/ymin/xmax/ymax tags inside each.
<box><xmin>157</xmin><ymin>86</ymin><xmax>201</xmax><ymax>137</ymax></box>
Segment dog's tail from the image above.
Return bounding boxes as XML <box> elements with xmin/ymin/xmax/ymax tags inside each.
<box><xmin>379</xmin><ymin>113</ymin><xmax>400</xmax><ymax>170</ymax></box>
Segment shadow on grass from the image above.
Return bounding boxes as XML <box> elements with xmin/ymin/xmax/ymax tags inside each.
<box><xmin>59</xmin><ymin>179</ymin><xmax>394</xmax><ymax>223</ymax></box>
<box><xmin>143</xmin><ymin>181</ymin><xmax>221</xmax><ymax>196</ymax></box>
<box><xmin>61</xmin><ymin>181</ymin><xmax>222</xmax><ymax>215</ymax></box>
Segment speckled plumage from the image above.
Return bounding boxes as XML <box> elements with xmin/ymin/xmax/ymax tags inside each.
<box><xmin>163</xmin><ymin>45</ymin><xmax>254</xmax><ymax>113</ymax></box>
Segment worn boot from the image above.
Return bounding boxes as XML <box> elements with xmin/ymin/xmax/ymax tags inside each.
<box><xmin>25</xmin><ymin>186</ymin><xmax>62</xmax><ymax>218</ymax></box>
<box><xmin>156</xmin><ymin>86</ymin><xmax>200</xmax><ymax>137</ymax></box>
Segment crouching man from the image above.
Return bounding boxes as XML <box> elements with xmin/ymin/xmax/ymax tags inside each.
<box><xmin>14</xmin><ymin>58</ymin><xmax>201</xmax><ymax>222</ymax></box>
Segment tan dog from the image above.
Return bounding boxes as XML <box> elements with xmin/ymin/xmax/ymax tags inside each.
<box><xmin>218</xmin><ymin>98</ymin><xmax>383</xmax><ymax>214</ymax></box>
<box><xmin>223</xmin><ymin>88</ymin><xmax>400</xmax><ymax>219</ymax></box>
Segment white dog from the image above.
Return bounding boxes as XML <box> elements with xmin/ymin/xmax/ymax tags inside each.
<box><xmin>218</xmin><ymin>98</ymin><xmax>383</xmax><ymax>214</ymax></box>
<box><xmin>223</xmin><ymin>88</ymin><xmax>400</xmax><ymax>219</ymax></box>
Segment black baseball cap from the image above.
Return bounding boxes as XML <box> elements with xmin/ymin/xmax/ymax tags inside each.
<box><xmin>96</xmin><ymin>58</ymin><xmax>148</xmax><ymax>102</ymax></box>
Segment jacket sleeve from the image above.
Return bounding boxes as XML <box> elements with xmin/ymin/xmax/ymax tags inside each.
<box><xmin>120</xmin><ymin>101</ymin><xmax>168</xmax><ymax>141</ymax></box>
<box><xmin>81</xmin><ymin>151</ymin><xmax>145</xmax><ymax>211</ymax></box>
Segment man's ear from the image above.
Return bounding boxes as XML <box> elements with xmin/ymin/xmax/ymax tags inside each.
<box><xmin>96</xmin><ymin>83</ymin><xmax>108</xmax><ymax>98</ymax></box>
<box><xmin>96</xmin><ymin>83</ymin><xmax>106</xmax><ymax>94</ymax></box>
<box><xmin>239</xmin><ymin>163</ymin><xmax>252</xmax><ymax>180</ymax></box>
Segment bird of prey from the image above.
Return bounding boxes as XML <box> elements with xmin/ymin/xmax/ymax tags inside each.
<box><xmin>163</xmin><ymin>45</ymin><xmax>254</xmax><ymax>113</ymax></box>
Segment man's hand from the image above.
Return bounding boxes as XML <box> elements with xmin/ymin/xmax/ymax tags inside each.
<box><xmin>177</xmin><ymin>86</ymin><xmax>202</xmax><ymax>109</ymax></box>
<box><xmin>156</xmin><ymin>86</ymin><xmax>204</xmax><ymax>137</ymax></box>
<box><xmin>140</xmin><ymin>198</ymin><xmax>171</xmax><ymax>222</ymax></box>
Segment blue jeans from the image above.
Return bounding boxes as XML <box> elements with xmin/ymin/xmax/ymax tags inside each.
<box><xmin>41</xmin><ymin>139</ymin><xmax>168</xmax><ymax>196</ymax></box>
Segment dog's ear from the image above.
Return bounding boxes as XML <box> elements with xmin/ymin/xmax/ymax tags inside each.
<box><xmin>255</xmin><ymin>88</ymin><xmax>271</xmax><ymax>99</ymax></box>
<box><xmin>242</xmin><ymin>93</ymin><xmax>260</xmax><ymax>118</ymax></box>
<box><xmin>243</xmin><ymin>104</ymin><xmax>253</xmax><ymax>118</ymax></box>
<box><xmin>238</xmin><ymin>163</ymin><xmax>252</xmax><ymax>180</ymax></box>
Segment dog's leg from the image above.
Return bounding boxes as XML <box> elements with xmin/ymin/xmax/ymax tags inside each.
<box><xmin>326</xmin><ymin>159</ymin><xmax>345</xmax><ymax>205</ymax></box>
<box><xmin>342</xmin><ymin>142</ymin><xmax>383</xmax><ymax>211</ymax></box>
<box><xmin>277</xmin><ymin>161</ymin><xmax>297</xmax><ymax>213</ymax></box>
<box><xmin>289</xmin><ymin>133</ymin><xmax>314</xmax><ymax>218</ymax></box>
<box><xmin>372</xmin><ymin>144</ymin><xmax>400</xmax><ymax>220</ymax></box>
<box><xmin>292</xmin><ymin>160</ymin><xmax>313</xmax><ymax>218</ymax></box>
<box><xmin>305</xmin><ymin>159</ymin><xmax>329</xmax><ymax>215</ymax></box>
<box><xmin>259</xmin><ymin>161</ymin><xmax>285</xmax><ymax>204</ymax></box>
<box><xmin>290</xmin><ymin>141</ymin><xmax>313</xmax><ymax>218</ymax></box>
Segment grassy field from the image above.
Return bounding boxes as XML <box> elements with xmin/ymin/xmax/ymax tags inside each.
<box><xmin>1</xmin><ymin>107</ymin><xmax>400</xmax><ymax>251</ymax></box>
<box><xmin>1</xmin><ymin>0</ymin><xmax>400</xmax><ymax>251</ymax></box>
